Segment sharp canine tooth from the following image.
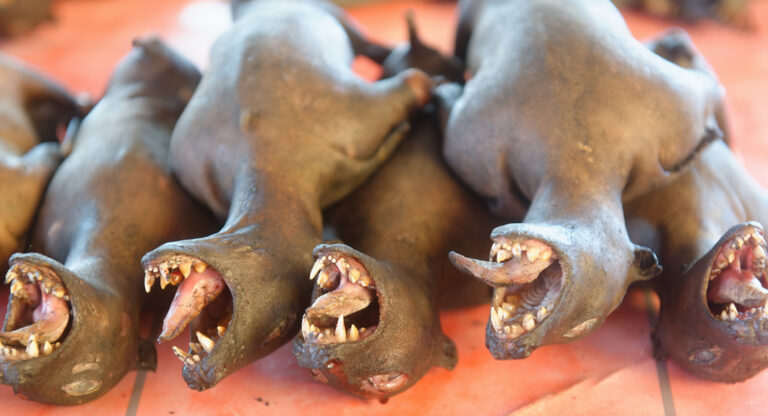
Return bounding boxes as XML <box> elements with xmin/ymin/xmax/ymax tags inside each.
<box><xmin>160</xmin><ymin>273</ymin><xmax>169</xmax><ymax>290</ymax></box>
<box><xmin>43</xmin><ymin>341</ymin><xmax>52</xmax><ymax>355</ymax></box>
<box><xmin>217</xmin><ymin>325</ymin><xmax>226</xmax><ymax>336</ymax></box>
<box><xmin>496</xmin><ymin>250</ymin><xmax>512</xmax><ymax>263</ymax></box>
<box><xmin>4</xmin><ymin>269</ymin><xmax>17</xmax><ymax>284</ymax></box>
<box><xmin>490</xmin><ymin>307</ymin><xmax>502</xmax><ymax>330</ymax></box>
<box><xmin>197</xmin><ymin>331</ymin><xmax>215</xmax><ymax>354</ymax></box>
<box><xmin>302</xmin><ymin>316</ymin><xmax>311</xmax><ymax>339</ymax></box>
<box><xmin>309</xmin><ymin>259</ymin><xmax>324</xmax><ymax>280</ymax></box>
<box><xmin>179</xmin><ymin>262</ymin><xmax>192</xmax><ymax>278</ymax></box>
<box><xmin>349</xmin><ymin>324</ymin><xmax>359</xmax><ymax>341</ymax></box>
<box><xmin>335</xmin><ymin>315</ymin><xmax>346</xmax><ymax>342</ymax></box>
<box><xmin>194</xmin><ymin>261</ymin><xmax>207</xmax><ymax>273</ymax></box>
<box><xmin>526</xmin><ymin>247</ymin><xmax>539</xmax><ymax>262</ymax></box>
<box><xmin>26</xmin><ymin>339</ymin><xmax>39</xmax><ymax>358</ymax></box>
<box><xmin>172</xmin><ymin>346</ymin><xmax>190</xmax><ymax>363</ymax></box>
<box><xmin>512</xmin><ymin>243</ymin><xmax>522</xmax><ymax>257</ymax></box>
<box><xmin>728</xmin><ymin>303</ymin><xmax>738</xmax><ymax>320</ymax></box>
<box><xmin>10</xmin><ymin>280</ymin><xmax>23</xmax><ymax>295</ymax></box>
<box><xmin>144</xmin><ymin>270</ymin><xmax>155</xmax><ymax>293</ymax></box>
<box><xmin>537</xmin><ymin>307</ymin><xmax>548</xmax><ymax>321</ymax></box>
<box><xmin>522</xmin><ymin>314</ymin><xmax>535</xmax><ymax>331</ymax></box>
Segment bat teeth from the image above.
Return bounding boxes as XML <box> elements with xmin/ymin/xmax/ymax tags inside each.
<box><xmin>144</xmin><ymin>270</ymin><xmax>155</xmax><ymax>293</ymax></box>
<box><xmin>172</xmin><ymin>346</ymin><xmax>189</xmax><ymax>363</ymax></box>
<box><xmin>522</xmin><ymin>313</ymin><xmax>536</xmax><ymax>331</ymax></box>
<box><xmin>309</xmin><ymin>258</ymin><xmax>324</xmax><ymax>281</ymax></box>
<box><xmin>511</xmin><ymin>242</ymin><xmax>522</xmax><ymax>258</ymax></box>
<box><xmin>26</xmin><ymin>338</ymin><xmax>39</xmax><ymax>358</ymax></box>
<box><xmin>42</xmin><ymin>341</ymin><xmax>53</xmax><ymax>355</ymax></box>
<box><xmin>503</xmin><ymin>324</ymin><xmax>524</xmax><ymax>338</ymax></box>
<box><xmin>301</xmin><ymin>315</ymin><xmax>311</xmax><ymax>339</ymax></box>
<box><xmin>179</xmin><ymin>262</ymin><xmax>192</xmax><ymax>278</ymax></box>
<box><xmin>348</xmin><ymin>324</ymin><xmax>359</xmax><ymax>341</ymax></box>
<box><xmin>4</xmin><ymin>269</ymin><xmax>17</xmax><ymax>284</ymax></box>
<box><xmin>490</xmin><ymin>306</ymin><xmax>502</xmax><ymax>331</ymax></box>
<box><xmin>335</xmin><ymin>315</ymin><xmax>346</xmax><ymax>342</ymax></box>
<box><xmin>217</xmin><ymin>325</ymin><xmax>226</xmax><ymax>337</ymax></box>
<box><xmin>496</xmin><ymin>250</ymin><xmax>512</xmax><ymax>263</ymax></box>
<box><xmin>349</xmin><ymin>269</ymin><xmax>360</xmax><ymax>283</ymax></box>
<box><xmin>196</xmin><ymin>331</ymin><xmax>215</xmax><ymax>354</ymax></box>
<box><xmin>728</xmin><ymin>303</ymin><xmax>738</xmax><ymax>320</ymax></box>
<box><xmin>537</xmin><ymin>307</ymin><xmax>548</xmax><ymax>321</ymax></box>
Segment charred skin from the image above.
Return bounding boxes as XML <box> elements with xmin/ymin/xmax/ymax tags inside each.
<box><xmin>627</xmin><ymin>141</ymin><xmax>768</xmax><ymax>382</ymax></box>
<box><xmin>0</xmin><ymin>55</ymin><xmax>80</xmax><ymax>271</ymax></box>
<box><xmin>611</xmin><ymin>0</ymin><xmax>752</xmax><ymax>30</ymax></box>
<box><xmin>142</xmin><ymin>0</ymin><xmax>431</xmax><ymax>391</ymax></box>
<box><xmin>0</xmin><ymin>38</ymin><xmax>217</xmax><ymax>405</ymax></box>
<box><xmin>438</xmin><ymin>0</ymin><xmax>727</xmax><ymax>358</ymax></box>
<box><xmin>0</xmin><ymin>0</ymin><xmax>52</xmax><ymax>37</ymax></box>
<box><xmin>294</xmin><ymin>114</ymin><xmax>496</xmax><ymax>399</ymax></box>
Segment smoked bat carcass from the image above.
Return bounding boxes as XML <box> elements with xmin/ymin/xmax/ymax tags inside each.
<box><xmin>0</xmin><ymin>54</ymin><xmax>79</xmax><ymax>272</ymax></box>
<box><xmin>611</xmin><ymin>0</ymin><xmax>752</xmax><ymax>30</ymax></box>
<box><xmin>0</xmin><ymin>38</ymin><xmax>217</xmax><ymax>405</ymax></box>
<box><xmin>626</xmin><ymin>30</ymin><xmax>768</xmax><ymax>383</ymax></box>
<box><xmin>439</xmin><ymin>0</ymin><xmax>724</xmax><ymax>359</ymax></box>
<box><xmin>293</xmin><ymin>22</ymin><xmax>492</xmax><ymax>399</ymax></box>
<box><xmin>141</xmin><ymin>0</ymin><xmax>431</xmax><ymax>391</ymax></box>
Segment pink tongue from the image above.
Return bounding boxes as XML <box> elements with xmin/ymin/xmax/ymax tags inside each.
<box><xmin>0</xmin><ymin>290</ymin><xmax>69</xmax><ymax>345</ymax></box>
<box><xmin>306</xmin><ymin>278</ymin><xmax>374</xmax><ymax>320</ymax></box>
<box><xmin>158</xmin><ymin>268</ymin><xmax>225</xmax><ymax>343</ymax></box>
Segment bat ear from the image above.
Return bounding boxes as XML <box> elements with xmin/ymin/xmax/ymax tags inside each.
<box><xmin>630</xmin><ymin>245</ymin><xmax>662</xmax><ymax>282</ymax></box>
<box><xmin>434</xmin><ymin>334</ymin><xmax>457</xmax><ymax>370</ymax></box>
<box><xmin>135</xmin><ymin>338</ymin><xmax>158</xmax><ymax>371</ymax></box>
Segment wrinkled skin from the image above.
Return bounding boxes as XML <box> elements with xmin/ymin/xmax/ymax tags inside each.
<box><xmin>626</xmin><ymin>30</ymin><xmax>768</xmax><ymax>382</ymax></box>
<box><xmin>142</xmin><ymin>0</ymin><xmax>431</xmax><ymax>391</ymax></box>
<box><xmin>294</xmin><ymin>113</ymin><xmax>497</xmax><ymax>399</ymax></box>
<box><xmin>439</xmin><ymin>0</ymin><xmax>724</xmax><ymax>359</ymax></box>
<box><xmin>0</xmin><ymin>0</ymin><xmax>52</xmax><ymax>37</ymax></box>
<box><xmin>611</xmin><ymin>0</ymin><xmax>752</xmax><ymax>29</ymax></box>
<box><xmin>0</xmin><ymin>38</ymin><xmax>217</xmax><ymax>405</ymax></box>
<box><xmin>0</xmin><ymin>54</ymin><xmax>79</xmax><ymax>272</ymax></box>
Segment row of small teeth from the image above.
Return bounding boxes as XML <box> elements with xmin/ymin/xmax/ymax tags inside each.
<box><xmin>301</xmin><ymin>314</ymin><xmax>363</xmax><ymax>343</ymax></box>
<box><xmin>0</xmin><ymin>335</ymin><xmax>61</xmax><ymax>360</ymax></box>
<box><xmin>5</xmin><ymin>265</ymin><xmax>69</xmax><ymax>301</ymax></box>
<box><xmin>490</xmin><ymin>296</ymin><xmax>551</xmax><ymax>338</ymax></box>
<box><xmin>171</xmin><ymin>327</ymin><xmax>225</xmax><ymax>368</ymax></box>
<box><xmin>490</xmin><ymin>241</ymin><xmax>553</xmax><ymax>264</ymax></box>
<box><xmin>309</xmin><ymin>255</ymin><xmax>374</xmax><ymax>289</ymax></box>
<box><xmin>716</xmin><ymin>301</ymin><xmax>768</xmax><ymax>321</ymax></box>
<box><xmin>709</xmin><ymin>229</ymin><xmax>767</xmax><ymax>280</ymax></box>
<box><xmin>144</xmin><ymin>255</ymin><xmax>208</xmax><ymax>293</ymax></box>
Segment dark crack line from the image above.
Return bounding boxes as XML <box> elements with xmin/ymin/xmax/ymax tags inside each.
<box><xmin>644</xmin><ymin>288</ymin><xmax>676</xmax><ymax>416</ymax></box>
<box><xmin>125</xmin><ymin>370</ymin><xmax>147</xmax><ymax>416</ymax></box>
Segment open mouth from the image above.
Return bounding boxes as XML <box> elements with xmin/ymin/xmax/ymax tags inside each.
<box><xmin>144</xmin><ymin>254</ymin><xmax>232</xmax><ymax>369</ymax></box>
<box><xmin>0</xmin><ymin>263</ymin><xmax>70</xmax><ymax>360</ymax></box>
<box><xmin>706</xmin><ymin>227</ymin><xmax>768</xmax><ymax>322</ymax></box>
<box><xmin>487</xmin><ymin>239</ymin><xmax>562</xmax><ymax>339</ymax></box>
<box><xmin>301</xmin><ymin>253</ymin><xmax>379</xmax><ymax>345</ymax></box>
